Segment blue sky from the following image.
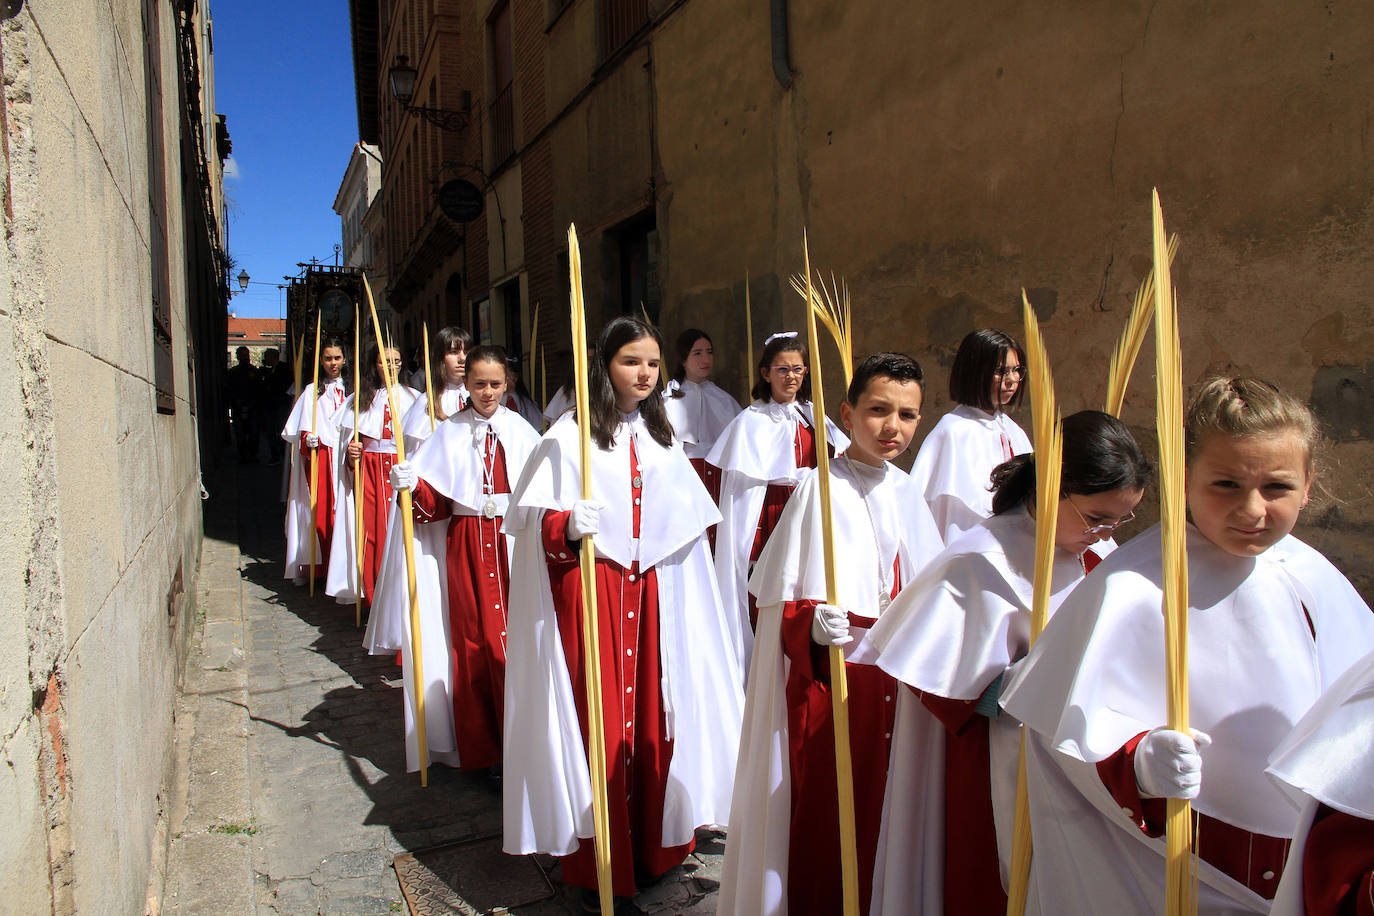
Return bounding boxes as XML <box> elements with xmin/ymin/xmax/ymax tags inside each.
<box><xmin>214</xmin><ymin>1</ymin><xmax>359</xmax><ymax>319</ymax></box>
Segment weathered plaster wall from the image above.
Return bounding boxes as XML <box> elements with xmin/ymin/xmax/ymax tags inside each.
<box><xmin>648</xmin><ymin>0</ymin><xmax>1374</xmax><ymax>596</ymax></box>
<box><xmin>1</xmin><ymin>2</ymin><xmax>205</xmax><ymax>912</ymax></box>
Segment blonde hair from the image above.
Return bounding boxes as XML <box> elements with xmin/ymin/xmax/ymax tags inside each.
<box><xmin>1184</xmin><ymin>377</ymin><xmax>1318</xmax><ymax>474</ymax></box>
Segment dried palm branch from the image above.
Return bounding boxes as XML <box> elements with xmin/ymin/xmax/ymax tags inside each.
<box><xmin>1004</xmin><ymin>291</ymin><xmax>1063</xmax><ymax>916</ymax></box>
<box><xmin>1104</xmin><ymin>233</ymin><xmax>1179</xmax><ymax>416</ymax></box>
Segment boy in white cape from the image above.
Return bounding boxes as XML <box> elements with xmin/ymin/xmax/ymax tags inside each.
<box><xmin>720</xmin><ymin>353</ymin><xmax>944</xmax><ymax>916</ymax></box>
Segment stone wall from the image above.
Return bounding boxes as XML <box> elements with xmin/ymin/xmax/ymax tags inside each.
<box><xmin>0</xmin><ymin>2</ymin><xmax>214</xmax><ymax>912</ymax></box>
<box><xmin>645</xmin><ymin>0</ymin><xmax>1374</xmax><ymax>596</ymax></box>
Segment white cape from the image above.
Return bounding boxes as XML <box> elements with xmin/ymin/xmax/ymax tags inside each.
<box><xmin>1001</xmin><ymin>527</ymin><xmax>1374</xmax><ymax>915</ymax></box>
<box><xmin>718</xmin><ymin>458</ymin><xmax>944</xmax><ymax>916</ymax></box>
<box><xmin>908</xmin><ymin>405</ymin><xmax>1032</xmax><ymax>544</ymax></box>
<box><xmin>363</xmin><ymin>406</ymin><xmax>541</xmax><ymax>772</ymax></box>
<box><xmin>399</xmin><ymin>384</ymin><xmax>466</xmax><ymax>453</ymax></box>
<box><xmin>499</xmin><ymin>412</ymin><xmax>743</xmax><ymax>856</ymax></box>
<box><xmin>861</xmin><ymin>506</ymin><xmax>1090</xmax><ymax>910</ymax></box>
<box><xmin>280</xmin><ymin>379</ymin><xmax>348</xmax><ymax>580</ymax></box>
<box><xmin>663</xmin><ymin>378</ymin><xmax>742</xmax><ymax>459</ymax></box>
<box><xmin>704</xmin><ymin>399</ymin><xmax>849</xmax><ymax>676</ymax></box>
<box><xmin>1267</xmin><ymin>647</ymin><xmax>1374</xmax><ymax>916</ymax></box>
<box><xmin>324</xmin><ymin>387</ymin><xmax>417</xmax><ymax>603</ymax></box>
<box><xmin>542</xmin><ymin>385</ymin><xmax>573</xmax><ymax>423</ymax></box>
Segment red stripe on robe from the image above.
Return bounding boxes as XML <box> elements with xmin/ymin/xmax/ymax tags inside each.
<box><xmin>1303</xmin><ymin>805</ymin><xmax>1374</xmax><ymax>916</ymax></box>
<box><xmin>775</xmin><ymin>563</ymin><xmax>900</xmax><ymax>916</ymax></box>
<box><xmin>411</xmin><ymin>435</ymin><xmax>512</xmax><ymax>769</ymax></box>
<box><xmin>919</xmin><ymin>690</ymin><xmax>1006</xmax><ymax>915</ymax></box>
<box><xmin>1097</xmin><ymin>731</ymin><xmax>1291</xmax><ymax>899</ymax></box>
<box><xmin>540</xmin><ymin>440</ymin><xmax>693</xmax><ymax>896</ymax></box>
<box><xmin>298</xmin><ymin>437</ymin><xmax>335</xmax><ymax>575</ymax></box>
<box><xmin>357</xmin><ymin>449</ymin><xmax>396</xmax><ymax>609</ymax></box>
<box><xmin>747</xmin><ymin>420</ymin><xmax>819</xmax><ymax>629</ymax></box>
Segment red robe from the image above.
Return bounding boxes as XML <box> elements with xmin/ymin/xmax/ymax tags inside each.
<box><xmin>1303</xmin><ymin>806</ymin><xmax>1374</xmax><ymax>916</ymax></box>
<box><xmin>410</xmin><ymin>431</ymin><xmax>511</xmax><ymax>770</ymax></box>
<box><xmin>297</xmin><ymin>436</ymin><xmax>336</xmax><ymax>576</ymax></box>
<box><xmin>688</xmin><ymin>457</ymin><xmax>722</xmax><ymax>551</ymax></box>
<box><xmin>688</xmin><ymin>456</ymin><xmax>723</xmax><ymax>504</ymax></box>
<box><xmin>777</xmin><ymin>567</ymin><xmax>900</xmax><ymax>916</ymax></box>
<box><xmin>914</xmin><ymin>545</ymin><xmax>1104</xmax><ymax>916</ymax></box>
<box><xmin>746</xmin><ymin>422</ymin><xmax>817</xmax><ymax>630</ymax></box>
<box><xmin>539</xmin><ymin>440</ymin><xmax>692</xmax><ymax>895</ymax></box>
<box><xmin>919</xmin><ymin>692</ymin><xmax>1005</xmax><ymax>915</ymax></box>
<box><xmin>1098</xmin><ymin>733</ymin><xmax>1292</xmax><ymax>899</ymax></box>
<box><xmin>355</xmin><ymin>404</ymin><xmax>397</xmax><ymax>609</ymax></box>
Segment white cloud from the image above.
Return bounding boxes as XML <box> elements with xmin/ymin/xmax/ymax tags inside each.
<box><xmin>223</xmin><ymin>157</ymin><xmax>241</xmax><ymax>181</ymax></box>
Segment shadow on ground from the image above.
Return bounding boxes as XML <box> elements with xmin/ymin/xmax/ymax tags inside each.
<box><xmin>204</xmin><ymin>452</ymin><xmax>722</xmax><ymax>914</ymax></box>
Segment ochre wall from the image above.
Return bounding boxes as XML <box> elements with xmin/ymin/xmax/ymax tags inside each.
<box><xmin>1</xmin><ymin>2</ymin><xmax>210</xmax><ymax>912</ymax></box>
<box><xmin>644</xmin><ymin>0</ymin><xmax>1374</xmax><ymax>595</ymax></box>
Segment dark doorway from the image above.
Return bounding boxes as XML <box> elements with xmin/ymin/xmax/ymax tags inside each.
<box><xmin>608</xmin><ymin>210</ymin><xmax>658</xmax><ymax>324</ymax></box>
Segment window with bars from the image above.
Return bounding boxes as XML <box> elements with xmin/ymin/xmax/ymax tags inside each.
<box><xmin>144</xmin><ymin>0</ymin><xmax>175</xmax><ymax>414</ymax></box>
<box><xmin>600</xmin><ymin>0</ymin><xmax>647</xmax><ymax>60</ymax></box>
<box><xmin>488</xmin><ymin>3</ymin><xmax>515</xmax><ymax>165</ymax></box>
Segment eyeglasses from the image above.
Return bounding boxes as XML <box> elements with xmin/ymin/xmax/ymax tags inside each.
<box><xmin>1067</xmin><ymin>497</ymin><xmax>1135</xmax><ymax>537</ymax></box>
<box><xmin>994</xmin><ymin>365</ymin><xmax>1026</xmax><ymax>380</ymax></box>
<box><xmin>769</xmin><ymin>365</ymin><xmax>808</xmax><ymax>377</ymax></box>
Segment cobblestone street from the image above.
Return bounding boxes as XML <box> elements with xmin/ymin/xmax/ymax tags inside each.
<box><xmin>161</xmin><ymin>457</ymin><xmax>723</xmax><ymax>915</ymax></box>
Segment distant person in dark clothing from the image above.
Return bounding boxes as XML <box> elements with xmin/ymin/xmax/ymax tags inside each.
<box><xmin>259</xmin><ymin>348</ymin><xmax>293</xmax><ymax>465</ymax></box>
<box><xmin>227</xmin><ymin>346</ymin><xmax>261</xmax><ymax>463</ymax></box>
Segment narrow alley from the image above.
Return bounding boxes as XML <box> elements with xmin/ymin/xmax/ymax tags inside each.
<box><xmin>159</xmin><ymin>456</ymin><xmax>724</xmax><ymax>915</ymax></box>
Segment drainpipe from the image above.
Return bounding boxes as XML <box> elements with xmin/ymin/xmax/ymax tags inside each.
<box><xmin>770</xmin><ymin>0</ymin><xmax>792</xmax><ymax>89</ymax></box>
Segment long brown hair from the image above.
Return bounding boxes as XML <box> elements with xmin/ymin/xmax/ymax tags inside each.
<box><xmin>670</xmin><ymin>328</ymin><xmax>711</xmax><ymax>395</ymax></box>
<box><xmin>319</xmin><ymin>336</ymin><xmax>353</xmax><ymax>394</ymax></box>
<box><xmin>426</xmin><ymin>325</ymin><xmax>473</xmax><ymax>392</ymax></box>
<box><xmin>586</xmin><ymin>316</ymin><xmax>675</xmax><ymax>449</ymax></box>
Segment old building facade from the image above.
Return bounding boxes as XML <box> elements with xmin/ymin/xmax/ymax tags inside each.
<box><xmin>350</xmin><ymin>0</ymin><xmax>1374</xmax><ymax>595</ymax></box>
<box><xmin>0</xmin><ymin>1</ymin><xmax>228</xmax><ymax>912</ymax></box>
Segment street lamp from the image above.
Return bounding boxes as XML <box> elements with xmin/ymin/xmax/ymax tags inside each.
<box><xmin>388</xmin><ymin>55</ymin><xmax>472</xmax><ymax>132</ymax></box>
<box><xmin>389</xmin><ymin>54</ymin><xmax>418</xmax><ymax>106</ymax></box>
<box><xmin>237</xmin><ymin>269</ymin><xmax>250</xmax><ymax>293</ymax></box>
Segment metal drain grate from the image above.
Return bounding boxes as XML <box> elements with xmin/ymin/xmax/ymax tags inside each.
<box><xmin>393</xmin><ymin>835</ymin><xmax>556</xmax><ymax>915</ymax></box>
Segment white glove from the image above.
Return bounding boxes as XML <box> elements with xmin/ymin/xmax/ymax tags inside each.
<box><xmin>1134</xmin><ymin>727</ymin><xmax>1212</xmax><ymax>799</ymax></box>
<box><xmin>389</xmin><ymin>461</ymin><xmax>419</xmax><ymax>492</ymax></box>
<box><xmin>305</xmin><ymin>433</ymin><xmax>320</xmax><ymax>449</ymax></box>
<box><xmin>811</xmin><ymin>602</ymin><xmax>852</xmax><ymax>647</ymax></box>
<box><xmin>567</xmin><ymin>500</ymin><xmax>604</xmax><ymax>541</ymax></box>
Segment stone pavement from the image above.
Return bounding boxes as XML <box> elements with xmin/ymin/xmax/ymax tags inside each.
<box><xmin>158</xmin><ymin>456</ymin><xmax>724</xmax><ymax>915</ymax></box>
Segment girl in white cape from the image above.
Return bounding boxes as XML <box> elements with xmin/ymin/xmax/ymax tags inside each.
<box><xmin>909</xmin><ymin>328</ymin><xmax>1032</xmax><ymax>544</ymax></box>
<box><xmin>1001</xmin><ymin>377</ymin><xmax>1374</xmax><ymax>915</ymax></box>
<box><xmin>864</xmin><ymin>409</ymin><xmax>1150</xmax><ymax>916</ymax></box>
<box><xmin>663</xmin><ymin>328</ymin><xmax>741</xmax><ymax>505</ymax></box>
<box><xmin>368</xmin><ymin>345</ymin><xmax>541</xmax><ymax>774</ymax></box>
<box><xmin>399</xmin><ymin>325</ymin><xmax>471</xmax><ymax>452</ymax></box>
<box><xmin>1267</xmin><ymin>646</ymin><xmax>1374</xmax><ymax>916</ymax></box>
<box><xmin>281</xmin><ymin>337</ymin><xmax>349</xmax><ymax>584</ymax></box>
<box><xmin>324</xmin><ymin>343</ymin><xmax>417</xmax><ymax>610</ymax></box>
<box><xmin>706</xmin><ymin>332</ymin><xmax>848</xmax><ymax>675</ymax></box>
<box><xmin>719</xmin><ymin>353</ymin><xmax>944</xmax><ymax>916</ymax></box>
<box><xmin>500</xmin><ymin>316</ymin><xmax>743</xmax><ymax>903</ymax></box>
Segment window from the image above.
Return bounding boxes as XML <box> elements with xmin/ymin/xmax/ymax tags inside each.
<box><xmin>488</xmin><ymin>3</ymin><xmax>515</xmax><ymax>165</ymax></box>
<box><xmin>610</xmin><ymin>210</ymin><xmax>657</xmax><ymax>322</ymax></box>
<box><xmin>497</xmin><ymin>278</ymin><xmax>522</xmax><ymax>355</ymax></box>
<box><xmin>144</xmin><ymin>0</ymin><xmax>175</xmax><ymax>414</ymax></box>
<box><xmin>600</xmin><ymin>0</ymin><xmax>647</xmax><ymax>60</ymax></box>
<box><xmin>547</xmin><ymin>0</ymin><xmax>573</xmax><ymax>28</ymax></box>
